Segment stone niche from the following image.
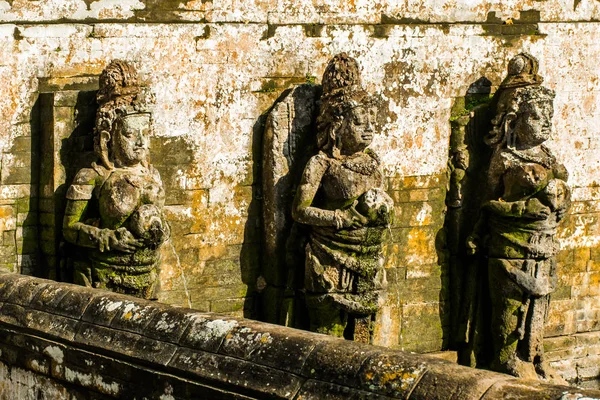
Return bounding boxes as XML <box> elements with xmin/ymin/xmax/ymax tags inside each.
<box><xmin>262</xmin><ymin>54</ymin><xmax>393</xmax><ymax>344</ymax></box>
<box><xmin>35</xmin><ymin>76</ymin><xmax>99</xmax><ymax>281</ymax></box>
<box><xmin>262</xmin><ymin>84</ymin><xmax>320</xmax><ymax>327</ymax></box>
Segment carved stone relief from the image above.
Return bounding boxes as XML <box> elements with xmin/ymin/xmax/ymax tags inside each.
<box><xmin>63</xmin><ymin>60</ymin><xmax>170</xmax><ymax>299</ymax></box>
<box><xmin>262</xmin><ymin>84</ymin><xmax>320</xmax><ymax>325</ymax></box>
<box><xmin>465</xmin><ymin>53</ymin><xmax>571</xmax><ymax>383</ymax></box>
<box><xmin>289</xmin><ymin>54</ymin><xmax>393</xmax><ymax>342</ymax></box>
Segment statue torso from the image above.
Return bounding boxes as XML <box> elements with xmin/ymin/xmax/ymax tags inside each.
<box><xmin>488</xmin><ymin>146</ymin><xmax>569</xmax><ymax>259</ymax></box>
<box><xmin>98</xmin><ymin>165</ymin><xmax>164</xmax><ymax>229</ymax></box>
<box><xmin>317</xmin><ymin>151</ymin><xmax>384</xmax><ymax>210</ymax></box>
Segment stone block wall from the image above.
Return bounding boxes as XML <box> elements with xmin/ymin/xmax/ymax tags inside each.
<box><xmin>0</xmin><ymin>0</ymin><xmax>598</xmax><ymax>383</ymax></box>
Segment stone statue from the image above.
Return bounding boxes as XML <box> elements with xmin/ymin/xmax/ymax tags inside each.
<box><xmin>63</xmin><ymin>60</ymin><xmax>170</xmax><ymax>299</ymax></box>
<box><xmin>291</xmin><ymin>53</ymin><xmax>393</xmax><ymax>342</ymax></box>
<box><xmin>467</xmin><ymin>53</ymin><xmax>570</xmax><ymax>383</ymax></box>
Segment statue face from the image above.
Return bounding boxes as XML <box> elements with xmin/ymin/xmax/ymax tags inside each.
<box><xmin>513</xmin><ymin>101</ymin><xmax>553</xmax><ymax>148</ymax></box>
<box><xmin>113</xmin><ymin>114</ymin><xmax>150</xmax><ymax>167</ymax></box>
<box><xmin>338</xmin><ymin>105</ymin><xmax>376</xmax><ymax>154</ymax></box>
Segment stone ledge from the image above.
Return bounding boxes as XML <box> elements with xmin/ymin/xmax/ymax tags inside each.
<box><xmin>0</xmin><ymin>271</ymin><xmax>599</xmax><ymax>399</ymax></box>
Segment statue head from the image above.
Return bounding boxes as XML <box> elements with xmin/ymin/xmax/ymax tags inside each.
<box><xmin>111</xmin><ymin>112</ymin><xmax>151</xmax><ymax>167</ymax></box>
<box><xmin>487</xmin><ymin>54</ymin><xmax>555</xmax><ymax>150</ymax></box>
<box><xmin>317</xmin><ymin>53</ymin><xmax>377</xmax><ymax>157</ymax></box>
<box><xmin>94</xmin><ymin>60</ymin><xmax>150</xmax><ymax>169</ymax></box>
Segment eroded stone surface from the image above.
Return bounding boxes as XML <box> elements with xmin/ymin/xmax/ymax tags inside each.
<box><xmin>464</xmin><ymin>54</ymin><xmax>571</xmax><ymax>384</ymax></box>
<box><xmin>62</xmin><ymin>60</ymin><xmax>170</xmax><ymax>299</ymax></box>
<box><xmin>0</xmin><ymin>273</ymin><xmax>600</xmax><ymax>399</ymax></box>
<box><xmin>0</xmin><ymin>1</ymin><xmax>598</xmax><ymax>386</ymax></box>
<box><xmin>290</xmin><ymin>53</ymin><xmax>393</xmax><ymax>342</ymax></box>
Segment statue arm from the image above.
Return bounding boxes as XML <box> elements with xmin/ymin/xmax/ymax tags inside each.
<box><xmin>292</xmin><ymin>155</ymin><xmax>367</xmax><ymax>228</ymax></box>
<box><xmin>63</xmin><ymin>199</ymin><xmax>144</xmax><ymax>253</ymax></box>
<box><xmin>63</xmin><ymin>199</ymin><xmax>101</xmax><ymax>249</ymax></box>
<box><xmin>62</xmin><ymin>169</ymin><xmax>143</xmax><ymax>253</ymax></box>
<box><xmin>484</xmin><ymin>151</ymin><xmax>506</xmax><ymax>202</ymax></box>
<box><xmin>63</xmin><ymin>169</ymin><xmax>100</xmax><ymax>248</ymax></box>
<box><xmin>484</xmin><ymin>199</ymin><xmax>527</xmax><ymax>217</ymax></box>
<box><xmin>466</xmin><ymin>153</ymin><xmax>505</xmax><ymax>254</ymax></box>
<box><xmin>292</xmin><ymin>155</ymin><xmax>338</xmax><ymax>227</ymax></box>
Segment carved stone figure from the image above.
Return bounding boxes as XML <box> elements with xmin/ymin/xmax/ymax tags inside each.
<box><xmin>467</xmin><ymin>53</ymin><xmax>570</xmax><ymax>383</ymax></box>
<box><xmin>63</xmin><ymin>60</ymin><xmax>169</xmax><ymax>299</ymax></box>
<box><xmin>291</xmin><ymin>53</ymin><xmax>393</xmax><ymax>342</ymax></box>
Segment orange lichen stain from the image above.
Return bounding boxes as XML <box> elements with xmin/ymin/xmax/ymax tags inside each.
<box><xmin>124</xmin><ymin>312</ymin><xmax>133</xmax><ymax>320</ymax></box>
<box><xmin>589</xmin><ymin>272</ymin><xmax>600</xmax><ymax>286</ymax></box>
<box><xmin>225</xmin><ymin>333</ymin><xmax>233</xmax><ymax>340</ymax></box>
<box><xmin>414</xmin><ymin>131</ymin><xmax>424</xmax><ymax>148</ymax></box>
<box><xmin>189</xmin><ymin>189</ymin><xmax>209</xmax><ymax>234</ymax></box>
<box><xmin>407</xmin><ymin>228</ymin><xmax>433</xmax><ymax>254</ymax></box>
<box><xmin>0</xmin><ymin>207</ymin><xmax>14</xmax><ymax>218</ymax></box>
<box><xmin>50</xmin><ymin>63</ymin><xmax>104</xmax><ymax>80</ymax></box>
<box><xmin>260</xmin><ymin>335</ymin><xmax>270</xmax><ymax>343</ymax></box>
<box><xmin>378</xmin><ymin>371</ymin><xmax>400</xmax><ymax>385</ymax></box>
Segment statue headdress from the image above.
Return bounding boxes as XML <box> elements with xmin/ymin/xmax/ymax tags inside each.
<box><xmin>486</xmin><ymin>53</ymin><xmax>555</xmax><ymax>148</ymax></box>
<box><xmin>499</xmin><ymin>52</ymin><xmax>543</xmax><ymax>90</ymax></box>
<box><xmin>316</xmin><ymin>53</ymin><xmax>374</xmax><ymax>156</ymax></box>
<box><xmin>94</xmin><ymin>60</ymin><xmax>149</xmax><ymax>169</ymax></box>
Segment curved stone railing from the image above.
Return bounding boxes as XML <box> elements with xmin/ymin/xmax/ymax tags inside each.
<box><xmin>0</xmin><ymin>271</ymin><xmax>599</xmax><ymax>399</ymax></box>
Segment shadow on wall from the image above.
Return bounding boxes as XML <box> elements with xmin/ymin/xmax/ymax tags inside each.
<box><xmin>57</xmin><ymin>92</ymin><xmax>98</xmax><ymax>283</ymax></box>
<box><xmin>18</xmin><ymin>96</ymin><xmax>41</xmax><ymax>276</ymax></box>
<box><xmin>239</xmin><ymin>112</ymin><xmax>268</xmax><ymax>319</ymax></box>
<box><xmin>258</xmin><ymin>84</ymin><xmax>320</xmax><ymax>326</ymax></box>
<box><xmin>30</xmin><ymin>90</ymin><xmax>97</xmax><ymax>282</ymax></box>
<box><xmin>441</xmin><ymin>77</ymin><xmax>495</xmax><ymax>362</ymax></box>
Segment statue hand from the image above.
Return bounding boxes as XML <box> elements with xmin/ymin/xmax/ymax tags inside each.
<box><xmin>112</xmin><ymin>227</ymin><xmax>144</xmax><ymax>253</ymax></box>
<box><xmin>466</xmin><ymin>234</ymin><xmax>480</xmax><ymax>255</ymax></box>
<box><xmin>524</xmin><ymin>198</ymin><xmax>551</xmax><ymax>220</ymax></box>
<box><xmin>98</xmin><ymin>227</ymin><xmax>144</xmax><ymax>253</ymax></box>
<box><xmin>339</xmin><ymin>201</ymin><xmax>369</xmax><ymax>229</ymax></box>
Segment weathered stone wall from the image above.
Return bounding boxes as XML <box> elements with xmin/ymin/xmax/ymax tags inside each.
<box><xmin>0</xmin><ymin>0</ymin><xmax>599</xmax><ymax>383</ymax></box>
<box><xmin>3</xmin><ymin>272</ymin><xmax>600</xmax><ymax>399</ymax></box>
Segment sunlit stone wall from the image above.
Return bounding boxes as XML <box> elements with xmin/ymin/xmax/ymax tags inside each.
<box><xmin>0</xmin><ymin>0</ymin><xmax>599</xmax><ymax>383</ymax></box>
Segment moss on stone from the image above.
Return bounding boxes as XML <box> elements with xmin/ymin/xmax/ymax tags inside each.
<box><xmin>450</xmin><ymin>94</ymin><xmax>492</xmax><ymax>121</ymax></box>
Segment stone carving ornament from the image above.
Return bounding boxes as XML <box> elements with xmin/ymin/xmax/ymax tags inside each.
<box><xmin>292</xmin><ymin>54</ymin><xmax>393</xmax><ymax>342</ymax></box>
<box><xmin>63</xmin><ymin>60</ymin><xmax>169</xmax><ymax>299</ymax></box>
<box><xmin>467</xmin><ymin>53</ymin><xmax>570</xmax><ymax>383</ymax></box>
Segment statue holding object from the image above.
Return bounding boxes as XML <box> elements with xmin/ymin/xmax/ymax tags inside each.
<box><xmin>292</xmin><ymin>53</ymin><xmax>393</xmax><ymax>342</ymax></box>
<box><xmin>467</xmin><ymin>53</ymin><xmax>570</xmax><ymax>383</ymax></box>
<box><xmin>63</xmin><ymin>60</ymin><xmax>170</xmax><ymax>299</ymax></box>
